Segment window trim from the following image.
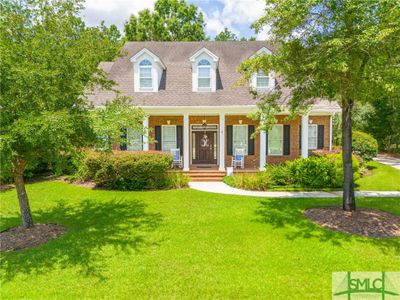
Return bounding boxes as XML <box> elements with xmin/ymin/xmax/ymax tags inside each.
<box><xmin>161</xmin><ymin>125</ymin><xmax>177</xmax><ymax>152</ymax></box>
<box><xmin>256</xmin><ymin>71</ymin><xmax>269</xmax><ymax>89</ymax></box>
<box><xmin>308</xmin><ymin>124</ymin><xmax>318</xmax><ymax>150</ymax></box>
<box><xmin>139</xmin><ymin>59</ymin><xmax>153</xmax><ymax>90</ymax></box>
<box><xmin>268</xmin><ymin>124</ymin><xmax>284</xmax><ymax>156</ymax></box>
<box><xmin>232</xmin><ymin>125</ymin><xmax>248</xmax><ymax>155</ymax></box>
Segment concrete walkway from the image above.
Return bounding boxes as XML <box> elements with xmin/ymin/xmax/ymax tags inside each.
<box><xmin>189</xmin><ymin>182</ymin><xmax>400</xmax><ymax>198</ymax></box>
<box><xmin>374</xmin><ymin>154</ymin><xmax>400</xmax><ymax>170</ymax></box>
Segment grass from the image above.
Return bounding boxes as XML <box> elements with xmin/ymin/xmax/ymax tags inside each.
<box><xmin>356</xmin><ymin>160</ymin><xmax>400</xmax><ymax>191</ymax></box>
<box><xmin>0</xmin><ymin>181</ymin><xmax>399</xmax><ymax>299</ymax></box>
<box><xmin>224</xmin><ymin>161</ymin><xmax>400</xmax><ymax>191</ymax></box>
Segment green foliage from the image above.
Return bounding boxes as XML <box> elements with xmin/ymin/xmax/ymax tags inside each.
<box><xmin>165</xmin><ymin>172</ymin><xmax>190</xmax><ymax>189</ymax></box>
<box><xmin>352</xmin><ymin>131</ymin><xmax>378</xmax><ymax>160</ymax></box>
<box><xmin>364</xmin><ymin>96</ymin><xmax>400</xmax><ymax>151</ymax></box>
<box><xmin>226</xmin><ymin>154</ymin><xmax>361</xmax><ymax>190</ymax></box>
<box><xmin>266</xmin><ymin>163</ymin><xmax>292</xmax><ymax>186</ymax></box>
<box><xmin>215</xmin><ymin>27</ymin><xmax>237</xmax><ymax>41</ymax></box>
<box><xmin>82</xmin><ymin>150</ymin><xmax>174</xmax><ymax>190</ymax></box>
<box><xmin>124</xmin><ymin>0</ymin><xmax>206</xmax><ymax>41</ymax></box>
<box><xmin>288</xmin><ymin>157</ymin><xmax>334</xmax><ymax>188</ymax></box>
<box><xmin>326</xmin><ymin>154</ymin><xmax>361</xmax><ymax>187</ymax></box>
<box><xmin>91</xmin><ymin>96</ymin><xmax>147</xmax><ymax>150</ymax></box>
<box><xmin>0</xmin><ymin>0</ymin><xmax>121</xmax><ymax>173</ymax></box>
<box><xmin>223</xmin><ymin>172</ymin><xmax>271</xmax><ymax>191</ymax></box>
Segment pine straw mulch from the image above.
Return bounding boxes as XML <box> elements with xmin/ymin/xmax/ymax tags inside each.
<box><xmin>304</xmin><ymin>207</ymin><xmax>400</xmax><ymax>238</ymax></box>
<box><xmin>0</xmin><ymin>224</ymin><xmax>66</xmax><ymax>252</ymax></box>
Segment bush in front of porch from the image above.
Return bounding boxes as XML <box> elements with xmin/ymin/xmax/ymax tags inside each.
<box><xmin>224</xmin><ymin>154</ymin><xmax>361</xmax><ymax>191</ymax></box>
<box><xmin>74</xmin><ymin>150</ymin><xmax>188</xmax><ymax>190</ymax></box>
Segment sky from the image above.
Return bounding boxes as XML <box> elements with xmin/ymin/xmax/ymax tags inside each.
<box><xmin>82</xmin><ymin>0</ymin><xmax>270</xmax><ymax>40</ymax></box>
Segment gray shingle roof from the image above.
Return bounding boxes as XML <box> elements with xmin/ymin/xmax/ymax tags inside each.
<box><xmin>88</xmin><ymin>41</ymin><xmax>339</xmax><ymax>111</ymax></box>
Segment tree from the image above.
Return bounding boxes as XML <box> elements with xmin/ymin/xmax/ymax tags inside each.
<box><xmin>91</xmin><ymin>96</ymin><xmax>147</xmax><ymax>151</ymax></box>
<box><xmin>239</xmin><ymin>0</ymin><xmax>400</xmax><ymax>211</ymax></box>
<box><xmin>0</xmin><ymin>0</ymin><xmax>140</xmax><ymax>228</ymax></box>
<box><xmin>215</xmin><ymin>27</ymin><xmax>238</xmax><ymax>41</ymax></box>
<box><xmin>124</xmin><ymin>0</ymin><xmax>206</xmax><ymax>41</ymax></box>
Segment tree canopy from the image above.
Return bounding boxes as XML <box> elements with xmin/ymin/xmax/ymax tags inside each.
<box><xmin>215</xmin><ymin>27</ymin><xmax>238</xmax><ymax>41</ymax></box>
<box><xmin>124</xmin><ymin>0</ymin><xmax>206</xmax><ymax>41</ymax></box>
<box><xmin>0</xmin><ymin>0</ymin><xmax>142</xmax><ymax>227</ymax></box>
<box><xmin>239</xmin><ymin>0</ymin><xmax>400</xmax><ymax>211</ymax></box>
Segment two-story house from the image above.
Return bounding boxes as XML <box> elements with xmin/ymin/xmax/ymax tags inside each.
<box><xmin>89</xmin><ymin>41</ymin><xmax>340</xmax><ymax>171</ymax></box>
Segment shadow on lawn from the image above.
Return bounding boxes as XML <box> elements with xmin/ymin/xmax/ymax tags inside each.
<box><xmin>254</xmin><ymin>198</ymin><xmax>400</xmax><ymax>255</ymax></box>
<box><xmin>0</xmin><ymin>198</ymin><xmax>162</xmax><ymax>283</ymax></box>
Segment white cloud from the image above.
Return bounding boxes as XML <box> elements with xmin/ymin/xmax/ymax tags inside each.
<box><xmin>218</xmin><ymin>0</ymin><xmax>265</xmax><ymax>25</ymax></box>
<box><xmin>201</xmin><ymin>0</ymin><xmax>268</xmax><ymax>39</ymax></box>
<box><xmin>82</xmin><ymin>0</ymin><xmax>156</xmax><ymax>30</ymax></box>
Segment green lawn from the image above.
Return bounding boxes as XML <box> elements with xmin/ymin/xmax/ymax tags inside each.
<box><xmin>356</xmin><ymin>160</ymin><xmax>400</xmax><ymax>191</ymax></box>
<box><xmin>0</xmin><ymin>181</ymin><xmax>399</xmax><ymax>299</ymax></box>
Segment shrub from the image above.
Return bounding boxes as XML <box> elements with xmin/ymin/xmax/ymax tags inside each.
<box><xmin>266</xmin><ymin>163</ymin><xmax>293</xmax><ymax>186</ymax></box>
<box><xmin>81</xmin><ymin>150</ymin><xmax>173</xmax><ymax>190</ymax></box>
<box><xmin>326</xmin><ymin>153</ymin><xmax>361</xmax><ymax>187</ymax></box>
<box><xmin>166</xmin><ymin>172</ymin><xmax>190</xmax><ymax>189</ymax></box>
<box><xmin>223</xmin><ymin>172</ymin><xmax>270</xmax><ymax>191</ymax></box>
<box><xmin>289</xmin><ymin>156</ymin><xmax>336</xmax><ymax>188</ymax></box>
<box><xmin>352</xmin><ymin>130</ymin><xmax>378</xmax><ymax>160</ymax></box>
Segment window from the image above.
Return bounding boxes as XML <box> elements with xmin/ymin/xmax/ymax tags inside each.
<box><xmin>198</xmin><ymin>59</ymin><xmax>211</xmax><ymax>89</ymax></box>
<box><xmin>308</xmin><ymin>124</ymin><xmax>318</xmax><ymax>150</ymax></box>
<box><xmin>127</xmin><ymin>128</ymin><xmax>142</xmax><ymax>151</ymax></box>
<box><xmin>268</xmin><ymin>125</ymin><xmax>283</xmax><ymax>155</ymax></box>
<box><xmin>256</xmin><ymin>71</ymin><xmax>269</xmax><ymax>89</ymax></box>
<box><xmin>233</xmin><ymin>125</ymin><xmax>248</xmax><ymax>155</ymax></box>
<box><xmin>139</xmin><ymin>59</ymin><xmax>152</xmax><ymax>90</ymax></box>
<box><xmin>162</xmin><ymin>125</ymin><xmax>176</xmax><ymax>152</ymax></box>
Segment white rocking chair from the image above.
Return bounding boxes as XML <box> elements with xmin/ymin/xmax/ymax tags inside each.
<box><xmin>170</xmin><ymin>148</ymin><xmax>183</xmax><ymax>168</ymax></box>
<box><xmin>232</xmin><ymin>148</ymin><xmax>245</xmax><ymax>169</ymax></box>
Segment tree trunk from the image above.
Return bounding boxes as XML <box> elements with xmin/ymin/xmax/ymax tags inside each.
<box><xmin>12</xmin><ymin>157</ymin><xmax>34</xmax><ymax>228</ymax></box>
<box><xmin>342</xmin><ymin>99</ymin><xmax>356</xmax><ymax>211</ymax></box>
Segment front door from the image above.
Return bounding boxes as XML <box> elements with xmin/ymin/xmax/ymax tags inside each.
<box><xmin>192</xmin><ymin>131</ymin><xmax>217</xmax><ymax>164</ymax></box>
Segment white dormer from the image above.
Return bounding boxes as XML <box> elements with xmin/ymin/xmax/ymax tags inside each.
<box><xmin>190</xmin><ymin>48</ymin><xmax>219</xmax><ymax>92</ymax></box>
<box><xmin>249</xmin><ymin>47</ymin><xmax>275</xmax><ymax>91</ymax></box>
<box><xmin>130</xmin><ymin>48</ymin><xmax>166</xmax><ymax>92</ymax></box>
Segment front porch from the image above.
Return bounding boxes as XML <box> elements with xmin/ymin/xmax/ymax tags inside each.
<box><xmin>134</xmin><ymin>107</ymin><xmax>334</xmax><ymax>172</ymax></box>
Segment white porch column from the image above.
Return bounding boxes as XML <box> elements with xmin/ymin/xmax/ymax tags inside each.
<box><xmin>329</xmin><ymin>114</ymin><xmax>333</xmax><ymax>151</ymax></box>
<box><xmin>301</xmin><ymin>115</ymin><xmax>309</xmax><ymax>158</ymax></box>
<box><xmin>219</xmin><ymin>112</ymin><xmax>225</xmax><ymax>171</ymax></box>
<box><xmin>259</xmin><ymin>130</ymin><xmax>267</xmax><ymax>170</ymax></box>
<box><xmin>142</xmin><ymin>116</ymin><xmax>149</xmax><ymax>151</ymax></box>
<box><xmin>183</xmin><ymin>113</ymin><xmax>189</xmax><ymax>171</ymax></box>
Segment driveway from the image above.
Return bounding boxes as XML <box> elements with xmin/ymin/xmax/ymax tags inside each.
<box><xmin>374</xmin><ymin>154</ymin><xmax>400</xmax><ymax>170</ymax></box>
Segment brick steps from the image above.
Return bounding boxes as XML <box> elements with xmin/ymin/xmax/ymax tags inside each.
<box><xmin>184</xmin><ymin>170</ymin><xmax>225</xmax><ymax>182</ymax></box>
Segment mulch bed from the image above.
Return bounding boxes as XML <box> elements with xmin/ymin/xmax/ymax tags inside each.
<box><xmin>0</xmin><ymin>224</ymin><xmax>66</xmax><ymax>252</ymax></box>
<box><xmin>304</xmin><ymin>207</ymin><xmax>400</xmax><ymax>237</ymax></box>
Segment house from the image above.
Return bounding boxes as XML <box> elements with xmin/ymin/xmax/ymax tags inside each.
<box><xmin>89</xmin><ymin>41</ymin><xmax>340</xmax><ymax>171</ymax></box>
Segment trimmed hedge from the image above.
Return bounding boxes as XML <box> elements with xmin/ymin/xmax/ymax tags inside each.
<box><xmin>81</xmin><ymin>150</ymin><xmax>174</xmax><ymax>190</ymax></box>
<box><xmin>352</xmin><ymin>131</ymin><xmax>378</xmax><ymax>160</ymax></box>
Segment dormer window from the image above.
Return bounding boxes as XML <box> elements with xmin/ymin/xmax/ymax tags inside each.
<box><xmin>130</xmin><ymin>48</ymin><xmax>166</xmax><ymax>92</ymax></box>
<box><xmin>198</xmin><ymin>59</ymin><xmax>211</xmax><ymax>90</ymax></box>
<box><xmin>250</xmin><ymin>47</ymin><xmax>275</xmax><ymax>91</ymax></box>
<box><xmin>139</xmin><ymin>59</ymin><xmax>152</xmax><ymax>90</ymax></box>
<box><xmin>256</xmin><ymin>71</ymin><xmax>269</xmax><ymax>89</ymax></box>
<box><xmin>190</xmin><ymin>47</ymin><xmax>219</xmax><ymax>92</ymax></box>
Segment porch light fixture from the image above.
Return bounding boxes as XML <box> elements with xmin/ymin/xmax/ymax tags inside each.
<box><xmin>167</xmin><ymin>120</ymin><xmax>171</xmax><ymax>125</ymax></box>
<box><xmin>309</xmin><ymin>119</ymin><xmax>313</xmax><ymax>124</ymax></box>
<box><xmin>202</xmin><ymin>120</ymin><xmax>207</xmax><ymax>130</ymax></box>
<box><xmin>239</xmin><ymin>120</ymin><xmax>243</xmax><ymax>124</ymax></box>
